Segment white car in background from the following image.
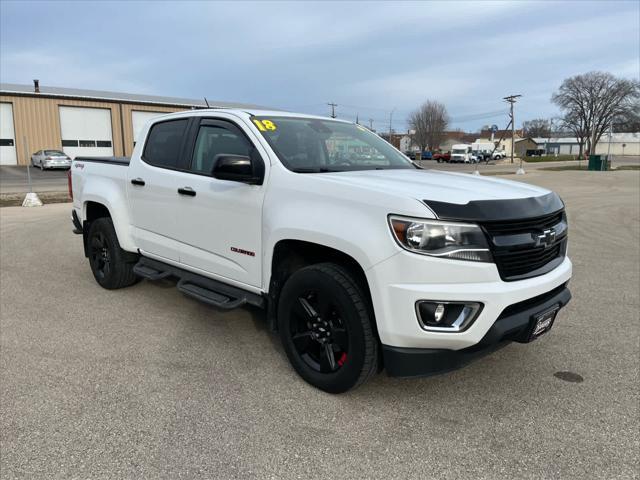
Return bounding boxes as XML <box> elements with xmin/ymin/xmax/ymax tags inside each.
<box><xmin>31</xmin><ymin>150</ymin><xmax>72</xmax><ymax>170</ymax></box>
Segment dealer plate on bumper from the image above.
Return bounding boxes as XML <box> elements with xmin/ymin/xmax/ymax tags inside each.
<box><xmin>528</xmin><ymin>305</ymin><xmax>559</xmax><ymax>341</ymax></box>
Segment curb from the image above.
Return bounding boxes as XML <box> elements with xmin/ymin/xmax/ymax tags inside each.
<box><xmin>0</xmin><ymin>191</ymin><xmax>71</xmax><ymax>207</ymax></box>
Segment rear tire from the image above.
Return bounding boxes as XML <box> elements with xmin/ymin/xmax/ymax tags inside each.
<box><xmin>278</xmin><ymin>263</ymin><xmax>378</xmax><ymax>393</ymax></box>
<box><xmin>87</xmin><ymin>217</ymin><xmax>139</xmax><ymax>289</ymax></box>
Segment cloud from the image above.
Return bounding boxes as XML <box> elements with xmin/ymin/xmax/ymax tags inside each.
<box><xmin>1</xmin><ymin>49</ymin><xmax>154</xmax><ymax>93</ymax></box>
<box><xmin>1</xmin><ymin>0</ymin><xmax>638</xmax><ymax>131</ymax></box>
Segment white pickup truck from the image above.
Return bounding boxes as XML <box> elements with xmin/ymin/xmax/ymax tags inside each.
<box><xmin>70</xmin><ymin>109</ymin><xmax>572</xmax><ymax>393</ymax></box>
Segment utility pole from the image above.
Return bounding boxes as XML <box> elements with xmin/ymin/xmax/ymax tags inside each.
<box><xmin>327</xmin><ymin>102</ymin><xmax>338</xmax><ymax>118</ymax></box>
<box><xmin>355</xmin><ymin>113</ymin><xmax>359</xmax><ymax>125</ymax></box>
<box><xmin>388</xmin><ymin>108</ymin><xmax>395</xmax><ymax>142</ymax></box>
<box><xmin>503</xmin><ymin>94</ymin><xmax>522</xmax><ymax>172</ymax></box>
<box><xmin>369</xmin><ymin>119</ymin><xmax>374</xmax><ymax>130</ymax></box>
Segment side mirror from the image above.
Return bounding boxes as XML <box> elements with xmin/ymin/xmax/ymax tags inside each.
<box><xmin>211</xmin><ymin>152</ymin><xmax>264</xmax><ymax>185</ymax></box>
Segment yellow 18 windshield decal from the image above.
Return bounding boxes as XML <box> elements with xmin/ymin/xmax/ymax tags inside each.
<box><xmin>253</xmin><ymin>119</ymin><xmax>277</xmax><ymax>131</ymax></box>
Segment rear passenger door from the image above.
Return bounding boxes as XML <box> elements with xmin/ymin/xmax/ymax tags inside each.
<box><xmin>127</xmin><ymin>118</ymin><xmax>190</xmax><ymax>262</ymax></box>
<box><xmin>174</xmin><ymin>117</ymin><xmax>267</xmax><ymax>288</ymax></box>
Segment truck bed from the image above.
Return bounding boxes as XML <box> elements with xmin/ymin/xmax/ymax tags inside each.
<box><xmin>74</xmin><ymin>156</ymin><xmax>131</xmax><ymax>166</ymax></box>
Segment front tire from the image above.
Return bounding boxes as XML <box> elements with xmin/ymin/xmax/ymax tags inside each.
<box><xmin>87</xmin><ymin>217</ymin><xmax>139</xmax><ymax>289</ymax></box>
<box><xmin>278</xmin><ymin>263</ymin><xmax>378</xmax><ymax>393</ymax></box>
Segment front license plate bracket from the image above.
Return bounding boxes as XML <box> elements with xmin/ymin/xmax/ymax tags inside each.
<box><xmin>527</xmin><ymin>305</ymin><xmax>559</xmax><ymax>341</ymax></box>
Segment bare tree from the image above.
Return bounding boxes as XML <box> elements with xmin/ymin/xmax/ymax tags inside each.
<box><xmin>552</xmin><ymin>71</ymin><xmax>639</xmax><ymax>155</ymax></box>
<box><xmin>407</xmin><ymin>101</ymin><xmax>449</xmax><ymax>151</ymax></box>
<box><xmin>561</xmin><ymin>111</ymin><xmax>589</xmax><ymax>159</ymax></box>
<box><xmin>522</xmin><ymin>118</ymin><xmax>551</xmax><ymax>138</ymax></box>
<box><xmin>614</xmin><ymin>109</ymin><xmax>640</xmax><ymax>133</ymax></box>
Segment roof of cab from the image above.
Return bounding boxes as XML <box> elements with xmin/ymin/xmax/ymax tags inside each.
<box><xmin>157</xmin><ymin>108</ymin><xmax>352</xmax><ymax>124</ymax></box>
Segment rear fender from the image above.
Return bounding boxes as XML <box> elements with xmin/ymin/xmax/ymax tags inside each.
<box><xmin>81</xmin><ymin>177</ymin><xmax>136</xmax><ymax>253</ymax></box>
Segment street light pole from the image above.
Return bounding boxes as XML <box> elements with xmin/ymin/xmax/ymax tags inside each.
<box><xmin>605</xmin><ymin>120</ymin><xmax>613</xmax><ymax>171</ymax></box>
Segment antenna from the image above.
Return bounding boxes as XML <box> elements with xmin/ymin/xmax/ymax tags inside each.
<box><xmin>204</xmin><ymin>97</ymin><xmax>210</xmax><ymax>108</ymax></box>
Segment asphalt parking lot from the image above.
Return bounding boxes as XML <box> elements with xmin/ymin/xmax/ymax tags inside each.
<box><xmin>0</xmin><ymin>166</ymin><xmax>70</xmax><ymax>195</ymax></box>
<box><xmin>1</xmin><ymin>170</ymin><xmax>639</xmax><ymax>479</ymax></box>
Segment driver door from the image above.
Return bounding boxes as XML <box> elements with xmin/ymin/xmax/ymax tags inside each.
<box><xmin>173</xmin><ymin>118</ymin><xmax>267</xmax><ymax>288</ymax></box>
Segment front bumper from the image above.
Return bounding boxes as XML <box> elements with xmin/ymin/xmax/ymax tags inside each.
<box><xmin>366</xmin><ymin>249</ymin><xmax>572</xmax><ymax>350</ymax></box>
<box><xmin>383</xmin><ymin>284</ymin><xmax>571</xmax><ymax>377</ymax></box>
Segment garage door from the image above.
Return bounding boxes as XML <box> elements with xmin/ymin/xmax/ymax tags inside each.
<box><xmin>132</xmin><ymin>111</ymin><xmax>165</xmax><ymax>147</ymax></box>
<box><xmin>0</xmin><ymin>103</ymin><xmax>17</xmax><ymax>165</ymax></box>
<box><xmin>59</xmin><ymin>106</ymin><xmax>114</xmax><ymax>159</ymax></box>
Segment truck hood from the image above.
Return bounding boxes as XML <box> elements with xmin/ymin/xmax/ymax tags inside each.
<box><xmin>311</xmin><ymin>168</ymin><xmax>550</xmax><ymax>205</ymax></box>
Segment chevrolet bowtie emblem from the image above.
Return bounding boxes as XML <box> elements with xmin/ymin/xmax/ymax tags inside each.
<box><xmin>535</xmin><ymin>229</ymin><xmax>557</xmax><ymax>248</ymax></box>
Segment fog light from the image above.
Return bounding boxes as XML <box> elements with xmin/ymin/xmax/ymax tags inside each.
<box><xmin>434</xmin><ymin>303</ymin><xmax>446</xmax><ymax>323</ymax></box>
<box><xmin>416</xmin><ymin>301</ymin><xmax>483</xmax><ymax>332</ymax></box>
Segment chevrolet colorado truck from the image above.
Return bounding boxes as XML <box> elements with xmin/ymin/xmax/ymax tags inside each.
<box><xmin>70</xmin><ymin>109</ymin><xmax>572</xmax><ymax>393</ymax></box>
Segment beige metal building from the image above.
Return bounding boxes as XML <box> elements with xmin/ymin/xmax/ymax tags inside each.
<box><xmin>0</xmin><ymin>81</ymin><xmax>267</xmax><ymax>165</ymax></box>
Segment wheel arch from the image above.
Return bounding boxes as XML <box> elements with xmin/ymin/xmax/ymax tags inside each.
<box><xmin>266</xmin><ymin>239</ymin><xmax>375</xmax><ymax>334</ymax></box>
<box><xmin>81</xmin><ymin>192</ymin><xmax>136</xmax><ymax>255</ymax></box>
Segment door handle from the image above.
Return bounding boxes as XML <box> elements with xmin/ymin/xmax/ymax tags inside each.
<box><xmin>178</xmin><ymin>187</ymin><xmax>196</xmax><ymax>197</ymax></box>
<box><xmin>131</xmin><ymin>178</ymin><xmax>145</xmax><ymax>186</ymax></box>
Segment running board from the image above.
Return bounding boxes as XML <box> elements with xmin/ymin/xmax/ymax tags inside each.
<box><xmin>177</xmin><ymin>280</ymin><xmax>246</xmax><ymax>310</ymax></box>
<box><xmin>133</xmin><ymin>262</ymin><xmax>171</xmax><ymax>280</ymax></box>
<box><xmin>133</xmin><ymin>257</ymin><xmax>264</xmax><ymax>310</ymax></box>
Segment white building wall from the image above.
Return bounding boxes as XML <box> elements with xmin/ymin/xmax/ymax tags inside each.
<box><xmin>543</xmin><ymin>134</ymin><xmax>639</xmax><ymax>156</ymax></box>
<box><xmin>594</xmin><ymin>133</ymin><xmax>640</xmax><ymax>156</ymax></box>
<box><xmin>0</xmin><ymin>102</ymin><xmax>17</xmax><ymax>165</ymax></box>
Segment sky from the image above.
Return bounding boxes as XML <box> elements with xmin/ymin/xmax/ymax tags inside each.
<box><xmin>1</xmin><ymin>0</ymin><xmax>639</xmax><ymax>132</ymax></box>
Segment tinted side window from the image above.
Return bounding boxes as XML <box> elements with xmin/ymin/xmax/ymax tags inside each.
<box><xmin>143</xmin><ymin>119</ymin><xmax>188</xmax><ymax>169</ymax></box>
<box><xmin>191</xmin><ymin>124</ymin><xmax>251</xmax><ymax>174</ymax></box>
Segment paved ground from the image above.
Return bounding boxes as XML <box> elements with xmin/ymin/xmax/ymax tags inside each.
<box><xmin>1</xmin><ymin>170</ymin><xmax>639</xmax><ymax>479</ymax></box>
<box><xmin>1</xmin><ymin>156</ymin><xmax>639</xmax><ymax>194</ymax></box>
<box><xmin>0</xmin><ymin>166</ymin><xmax>70</xmax><ymax>194</ymax></box>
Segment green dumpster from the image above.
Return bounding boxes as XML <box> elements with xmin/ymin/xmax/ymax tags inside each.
<box><xmin>588</xmin><ymin>154</ymin><xmax>609</xmax><ymax>171</ymax></box>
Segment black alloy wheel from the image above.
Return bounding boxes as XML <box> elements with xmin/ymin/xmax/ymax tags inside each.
<box><xmin>292</xmin><ymin>292</ymin><xmax>349</xmax><ymax>373</ymax></box>
<box><xmin>278</xmin><ymin>263</ymin><xmax>378</xmax><ymax>393</ymax></box>
<box><xmin>87</xmin><ymin>217</ymin><xmax>139</xmax><ymax>289</ymax></box>
<box><xmin>89</xmin><ymin>230</ymin><xmax>112</xmax><ymax>281</ymax></box>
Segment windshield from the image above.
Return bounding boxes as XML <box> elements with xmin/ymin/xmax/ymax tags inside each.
<box><xmin>45</xmin><ymin>150</ymin><xmax>67</xmax><ymax>156</ymax></box>
<box><xmin>252</xmin><ymin>116</ymin><xmax>415</xmax><ymax>172</ymax></box>
<box><xmin>452</xmin><ymin>149</ymin><xmax>466</xmax><ymax>155</ymax></box>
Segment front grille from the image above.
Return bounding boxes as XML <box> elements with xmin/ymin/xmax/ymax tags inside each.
<box><xmin>482</xmin><ymin>210</ymin><xmax>567</xmax><ymax>281</ymax></box>
<box><xmin>483</xmin><ymin>210</ymin><xmax>564</xmax><ymax>234</ymax></box>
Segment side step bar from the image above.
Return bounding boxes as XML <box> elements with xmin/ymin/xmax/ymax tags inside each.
<box><xmin>133</xmin><ymin>257</ymin><xmax>264</xmax><ymax>310</ymax></box>
<box><xmin>133</xmin><ymin>262</ymin><xmax>172</xmax><ymax>280</ymax></box>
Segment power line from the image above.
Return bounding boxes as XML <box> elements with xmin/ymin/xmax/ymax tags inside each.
<box><xmin>449</xmin><ymin>109</ymin><xmax>509</xmax><ymax>122</ymax></box>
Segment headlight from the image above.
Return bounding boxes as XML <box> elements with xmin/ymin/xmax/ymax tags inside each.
<box><xmin>389</xmin><ymin>215</ymin><xmax>492</xmax><ymax>262</ymax></box>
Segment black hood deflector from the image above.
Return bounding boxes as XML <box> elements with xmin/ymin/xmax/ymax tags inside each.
<box><xmin>424</xmin><ymin>192</ymin><xmax>564</xmax><ymax>222</ymax></box>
